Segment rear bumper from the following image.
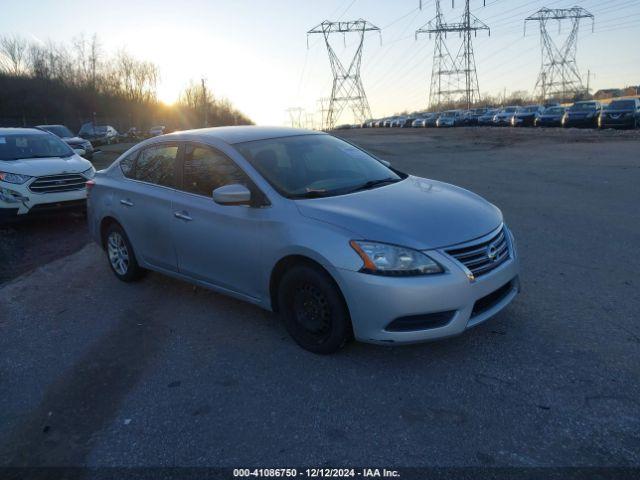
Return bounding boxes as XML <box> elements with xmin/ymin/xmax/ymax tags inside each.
<box><xmin>334</xmin><ymin>229</ymin><xmax>521</xmax><ymax>345</ymax></box>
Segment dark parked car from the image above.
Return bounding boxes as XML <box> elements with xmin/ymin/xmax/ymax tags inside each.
<box><xmin>511</xmin><ymin>105</ymin><xmax>544</xmax><ymax>127</ymax></box>
<box><xmin>477</xmin><ymin>109</ymin><xmax>499</xmax><ymax>126</ymax></box>
<box><xmin>562</xmin><ymin>101</ymin><xmax>602</xmax><ymax>128</ymax></box>
<box><xmin>463</xmin><ymin>108</ymin><xmax>488</xmax><ymax>126</ymax></box>
<box><xmin>36</xmin><ymin>124</ymin><xmax>94</xmax><ymax>159</ymax></box>
<box><xmin>79</xmin><ymin>123</ymin><xmax>119</xmax><ymax>145</ymax></box>
<box><xmin>598</xmin><ymin>98</ymin><xmax>640</xmax><ymax>129</ymax></box>
<box><xmin>534</xmin><ymin>106</ymin><xmax>566</xmax><ymax>127</ymax></box>
<box><xmin>493</xmin><ymin>106</ymin><xmax>519</xmax><ymax>126</ymax></box>
<box><xmin>424</xmin><ymin>112</ymin><xmax>440</xmax><ymax>128</ymax></box>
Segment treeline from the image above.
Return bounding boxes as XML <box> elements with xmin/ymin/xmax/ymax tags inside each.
<box><xmin>0</xmin><ymin>34</ymin><xmax>252</xmax><ymax>132</ymax></box>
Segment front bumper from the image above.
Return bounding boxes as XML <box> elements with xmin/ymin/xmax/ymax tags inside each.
<box><xmin>334</xmin><ymin>230</ymin><xmax>520</xmax><ymax>344</ymax></box>
<box><xmin>563</xmin><ymin>116</ymin><xmax>597</xmax><ymax>127</ymax></box>
<box><xmin>0</xmin><ymin>181</ymin><xmax>87</xmax><ymax>217</ymax></box>
<box><xmin>512</xmin><ymin>116</ymin><xmax>535</xmax><ymax>126</ymax></box>
<box><xmin>536</xmin><ymin>118</ymin><xmax>561</xmax><ymax>127</ymax></box>
<box><xmin>600</xmin><ymin>117</ymin><xmax>635</xmax><ymax>128</ymax></box>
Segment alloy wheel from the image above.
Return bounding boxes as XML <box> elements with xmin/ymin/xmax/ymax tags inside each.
<box><xmin>107</xmin><ymin>231</ymin><xmax>130</xmax><ymax>276</ymax></box>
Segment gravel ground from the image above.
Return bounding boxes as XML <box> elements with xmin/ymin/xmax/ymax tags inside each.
<box><xmin>1</xmin><ymin>127</ymin><xmax>639</xmax><ymax>473</ymax></box>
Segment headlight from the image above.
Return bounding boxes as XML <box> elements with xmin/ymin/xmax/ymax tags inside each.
<box><xmin>82</xmin><ymin>166</ymin><xmax>96</xmax><ymax>179</ymax></box>
<box><xmin>0</xmin><ymin>171</ymin><xmax>32</xmax><ymax>184</ymax></box>
<box><xmin>350</xmin><ymin>240</ymin><xmax>443</xmax><ymax>276</ymax></box>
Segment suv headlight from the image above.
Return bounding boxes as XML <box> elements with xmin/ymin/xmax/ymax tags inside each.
<box><xmin>0</xmin><ymin>171</ymin><xmax>32</xmax><ymax>184</ymax></box>
<box><xmin>350</xmin><ymin>240</ymin><xmax>443</xmax><ymax>276</ymax></box>
<box><xmin>82</xmin><ymin>166</ymin><xmax>96</xmax><ymax>179</ymax></box>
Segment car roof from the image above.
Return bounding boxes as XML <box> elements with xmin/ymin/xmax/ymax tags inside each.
<box><xmin>163</xmin><ymin>126</ymin><xmax>325</xmax><ymax>145</ymax></box>
<box><xmin>0</xmin><ymin>127</ymin><xmax>49</xmax><ymax>135</ymax></box>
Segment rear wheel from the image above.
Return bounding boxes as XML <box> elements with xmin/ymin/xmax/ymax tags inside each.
<box><xmin>105</xmin><ymin>223</ymin><xmax>145</xmax><ymax>282</ymax></box>
<box><xmin>278</xmin><ymin>264</ymin><xmax>352</xmax><ymax>354</ymax></box>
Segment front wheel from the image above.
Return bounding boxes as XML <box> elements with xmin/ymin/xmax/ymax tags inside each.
<box><xmin>278</xmin><ymin>265</ymin><xmax>352</xmax><ymax>354</ymax></box>
<box><xmin>105</xmin><ymin>223</ymin><xmax>145</xmax><ymax>282</ymax></box>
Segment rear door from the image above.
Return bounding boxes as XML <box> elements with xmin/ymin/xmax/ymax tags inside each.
<box><xmin>116</xmin><ymin>142</ymin><xmax>180</xmax><ymax>272</ymax></box>
<box><xmin>170</xmin><ymin>142</ymin><xmax>267</xmax><ymax>298</ymax></box>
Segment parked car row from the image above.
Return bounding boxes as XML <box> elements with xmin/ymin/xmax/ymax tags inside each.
<box><xmin>362</xmin><ymin>98</ymin><xmax>640</xmax><ymax>130</ymax></box>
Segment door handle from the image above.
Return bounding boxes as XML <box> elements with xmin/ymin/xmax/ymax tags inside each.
<box><xmin>174</xmin><ymin>211</ymin><xmax>193</xmax><ymax>221</ymax></box>
<box><xmin>120</xmin><ymin>199</ymin><xmax>134</xmax><ymax>207</ymax></box>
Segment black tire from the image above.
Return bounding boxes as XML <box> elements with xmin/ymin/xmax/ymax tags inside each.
<box><xmin>278</xmin><ymin>264</ymin><xmax>352</xmax><ymax>354</ymax></box>
<box><xmin>104</xmin><ymin>223</ymin><xmax>145</xmax><ymax>282</ymax></box>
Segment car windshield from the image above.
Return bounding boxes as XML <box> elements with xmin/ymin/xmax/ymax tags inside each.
<box><xmin>442</xmin><ymin>111</ymin><xmax>457</xmax><ymax>117</ymax></box>
<box><xmin>236</xmin><ymin>134</ymin><xmax>402</xmax><ymax>199</ymax></box>
<box><xmin>607</xmin><ymin>100</ymin><xmax>635</xmax><ymax>110</ymax></box>
<box><xmin>503</xmin><ymin>107</ymin><xmax>517</xmax><ymax>113</ymax></box>
<box><xmin>570</xmin><ymin>103</ymin><xmax>597</xmax><ymax>111</ymax></box>
<box><xmin>545</xmin><ymin>107</ymin><xmax>563</xmax><ymax>114</ymax></box>
<box><xmin>40</xmin><ymin>125</ymin><xmax>74</xmax><ymax>138</ymax></box>
<box><xmin>520</xmin><ymin>106</ymin><xmax>539</xmax><ymax>113</ymax></box>
<box><xmin>0</xmin><ymin>132</ymin><xmax>74</xmax><ymax>160</ymax></box>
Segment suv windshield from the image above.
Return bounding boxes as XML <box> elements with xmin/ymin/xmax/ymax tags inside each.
<box><xmin>570</xmin><ymin>103</ymin><xmax>597</xmax><ymax>111</ymax></box>
<box><xmin>40</xmin><ymin>125</ymin><xmax>74</xmax><ymax>138</ymax></box>
<box><xmin>0</xmin><ymin>132</ymin><xmax>73</xmax><ymax>160</ymax></box>
<box><xmin>236</xmin><ymin>134</ymin><xmax>402</xmax><ymax>199</ymax></box>
<box><xmin>607</xmin><ymin>100</ymin><xmax>635</xmax><ymax>110</ymax></box>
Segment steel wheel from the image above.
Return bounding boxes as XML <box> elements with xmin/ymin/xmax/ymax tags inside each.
<box><xmin>107</xmin><ymin>231</ymin><xmax>130</xmax><ymax>276</ymax></box>
<box><xmin>292</xmin><ymin>283</ymin><xmax>332</xmax><ymax>337</ymax></box>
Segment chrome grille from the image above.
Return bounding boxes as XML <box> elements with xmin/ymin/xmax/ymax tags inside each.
<box><xmin>446</xmin><ymin>227</ymin><xmax>510</xmax><ymax>279</ymax></box>
<box><xmin>29</xmin><ymin>174</ymin><xmax>87</xmax><ymax>194</ymax></box>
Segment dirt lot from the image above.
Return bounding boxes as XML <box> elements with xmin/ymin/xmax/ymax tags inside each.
<box><xmin>1</xmin><ymin>127</ymin><xmax>639</xmax><ymax>471</ymax></box>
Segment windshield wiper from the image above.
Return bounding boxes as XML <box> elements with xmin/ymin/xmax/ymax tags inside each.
<box><xmin>291</xmin><ymin>189</ymin><xmax>332</xmax><ymax>199</ymax></box>
<box><xmin>347</xmin><ymin>178</ymin><xmax>400</xmax><ymax>193</ymax></box>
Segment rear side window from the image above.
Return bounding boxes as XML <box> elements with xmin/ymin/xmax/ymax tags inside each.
<box><xmin>181</xmin><ymin>144</ymin><xmax>248</xmax><ymax>197</ymax></box>
<box><xmin>121</xmin><ymin>144</ymin><xmax>178</xmax><ymax>187</ymax></box>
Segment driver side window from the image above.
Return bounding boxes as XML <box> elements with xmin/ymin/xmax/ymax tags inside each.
<box><xmin>182</xmin><ymin>144</ymin><xmax>249</xmax><ymax>197</ymax></box>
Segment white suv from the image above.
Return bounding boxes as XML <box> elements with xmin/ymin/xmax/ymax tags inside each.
<box><xmin>0</xmin><ymin>128</ymin><xmax>95</xmax><ymax>220</ymax></box>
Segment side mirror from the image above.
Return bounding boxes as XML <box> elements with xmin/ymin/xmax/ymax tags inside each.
<box><xmin>213</xmin><ymin>184</ymin><xmax>251</xmax><ymax>206</ymax></box>
<box><xmin>379</xmin><ymin>159</ymin><xmax>392</xmax><ymax>168</ymax></box>
<box><xmin>73</xmin><ymin>148</ymin><xmax>86</xmax><ymax>156</ymax></box>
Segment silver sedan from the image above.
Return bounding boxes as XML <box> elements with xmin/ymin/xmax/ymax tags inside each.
<box><xmin>87</xmin><ymin>127</ymin><xmax>520</xmax><ymax>353</ymax></box>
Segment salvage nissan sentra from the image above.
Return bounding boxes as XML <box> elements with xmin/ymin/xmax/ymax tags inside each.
<box><xmin>87</xmin><ymin>126</ymin><xmax>520</xmax><ymax>353</ymax></box>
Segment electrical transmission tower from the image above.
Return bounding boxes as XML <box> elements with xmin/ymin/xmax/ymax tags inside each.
<box><xmin>525</xmin><ymin>7</ymin><xmax>594</xmax><ymax>102</ymax></box>
<box><xmin>416</xmin><ymin>0</ymin><xmax>490</xmax><ymax>110</ymax></box>
<box><xmin>317</xmin><ymin>97</ymin><xmax>330</xmax><ymax>130</ymax></box>
<box><xmin>285</xmin><ymin>107</ymin><xmax>304</xmax><ymax>128</ymax></box>
<box><xmin>307</xmin><ymin>20</ymin><xmax>381</xmax><ymax>130</ymax></box>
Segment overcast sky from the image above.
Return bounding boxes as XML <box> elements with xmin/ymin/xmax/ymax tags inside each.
<box><xmin>1</xmin><ymin>0</ymin><xmax>638</xmax><ymax>125</ymax></box>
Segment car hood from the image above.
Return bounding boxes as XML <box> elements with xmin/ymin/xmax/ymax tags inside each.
<box><xmin>567</xmin><ymin>110</ymin><xmax>596</xmax><ymax>117</ymax></box>
<box><xmin>62</xmin><ymin>136</ymin><xmax>89</xmax><ymax>144</ymax></box>
<box><xmin>295</xmin><ymin>176</ymin><xmax>502</xmax><ymax>250</ymax></box>
<box><xmin>0</xmin><ymin>155</ymin><xmax>91</xmax><ymax>176</ymax></box>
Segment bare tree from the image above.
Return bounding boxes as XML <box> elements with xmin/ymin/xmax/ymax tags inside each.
<box><xmin>0</xmin><ymin>35</ymin><xmax>28</xmax><ymax>75</ymax></box>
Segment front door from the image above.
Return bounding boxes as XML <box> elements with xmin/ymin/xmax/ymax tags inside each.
<box><xmin>170</xmin><ymin>143</ymin><xmax>267</xmax><ymax>299</ymax></box>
